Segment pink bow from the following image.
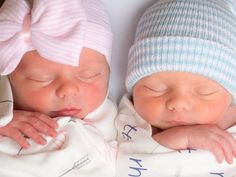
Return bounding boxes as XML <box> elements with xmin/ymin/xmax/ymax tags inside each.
<box><xmin>0</xmin><ymin>0</ymin><xmax>87</xmax><ymax>75</ymax></box>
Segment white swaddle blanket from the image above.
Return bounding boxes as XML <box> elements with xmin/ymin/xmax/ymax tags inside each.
<box><xmin>116</xmin><ymin>95</ymin><xmax>236</xmax><ymax>177</ymax></box>
<box><xmin>0</xmin><ymin>76</ymin><xmax>117</xmax><ymax>177</ymax></box>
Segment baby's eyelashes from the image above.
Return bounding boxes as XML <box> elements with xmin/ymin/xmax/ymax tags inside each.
<box><xmin>143</xmin><ymin>85</ymin><xmax>168</xmax><ymax>96</ymax></box>
<box><xmin>76</xmin><ymin>71</ymin><xmax>101</xmax><ymax>82</ymax></box>
<box><xmin>27</xmin><ymin>75</ymin><xmax>54</xmax><ymax>84</ymax></box>
<box><xmin>194</xmin><ymin>87</ymin><xmax>219</xmax><ymax>96</ymax></box>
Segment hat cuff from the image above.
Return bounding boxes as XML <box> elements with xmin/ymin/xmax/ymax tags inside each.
<box><xmin>126</xmin><ymin>36</ymin><xmax>236</xmax><ymax>102</ymax></box>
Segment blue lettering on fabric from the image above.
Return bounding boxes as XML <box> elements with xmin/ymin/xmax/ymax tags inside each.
<box><xmin>210</xmin><ymin>172</ymin><xmax>224</xmax><ymax>177</ymax></box>
<box><xmin>178</xmin><ymin>148</ymin><xmax>196</xmax><ymax>153</ymax></box>
<box><xmin>122</xmin><ymin>124</ymin><xmax>137</xmax><ymax>140</ymax></box>
<box><xmin>128</xmin><ymin>157</ymin><xmax>147</xmax><ymax>177</ymax></box>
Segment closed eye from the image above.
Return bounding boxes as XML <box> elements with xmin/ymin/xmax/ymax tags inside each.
<box><xmin>144</xmin><ymin>85</ymin><xmax>168</xmax><ymax>96</ymax></box>
<box><xmin>28</xmin><ymin>78</ymin><xmax>52</xmax><ymax>82</ymax></box>
<box><xmin>77</xmin><ymin>72</ymin><xmax>101</xmax><ymax>81</ymax></box>
<box><xmin>195</xmin><ymin>88</ymin><xmax>218</xmax><ymax>96</ymax></box>
<box><xmin>27</xmin><ymin>76</ymin><xmax>54</xmax><ymax>84</ymax></box>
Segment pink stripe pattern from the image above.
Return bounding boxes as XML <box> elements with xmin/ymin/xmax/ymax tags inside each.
<box><xmin>0</xmin><ymin>0</ymin><xmax>112</xmax><ymax>75</ymax></box>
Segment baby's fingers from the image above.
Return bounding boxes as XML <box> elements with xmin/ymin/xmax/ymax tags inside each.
<box><xmin>0</xmin><ymin>127</ymin><xmax>30</xmax><ymax>148</ymax></box>
<box><xmin>206</xmin><ymin>140</ymin><xmax>224</xmax><ymax>164</ymax></box>
<box><xmin>35</xmin><ymin>113</ymin><xmax>58</xmax><ymax>129</ymax></box>
<box><xmin>27</xmin><ymin>116</ymin><xmax>58</xmax><ymax>137</ymax></box>
<box><xmin>14</xmin><ymin>111</ymin><xmax>58</xmax><ymax>130</ymax></box>
<box><xmin>217</xmin><ymin>136</ymin><xmax>234</xmax><ymax>164</ymax></box>
<box><xmin>225</xmin><ymin>131</ymin><xmax>236</xmax><ymax>157</ymax></box>
<box><xmin>220</xmin><ymin>130</ymin><xmax>236</xmax><ymax>159</ymax></box>
<box><xmin>18</xmin><ymin>123</ymin><xmax>47</xmax><ymax>146</ymax></box>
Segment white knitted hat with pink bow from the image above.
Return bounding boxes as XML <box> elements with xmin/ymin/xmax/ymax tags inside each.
<box><xmin>0</xmin><ymin>0</ymin><xmax>112</xmax><ymax>75</ymax></box>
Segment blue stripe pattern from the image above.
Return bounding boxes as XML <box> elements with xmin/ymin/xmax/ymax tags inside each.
<box><xmin>126</xmin><ymin>0</ymin><xmax>236</xmax><ymax>102</ymax></box>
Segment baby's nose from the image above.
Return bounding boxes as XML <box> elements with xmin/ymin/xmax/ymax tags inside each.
<box><xmin>166</xmin><ymin>94</ymin><xmax>193</xmax><ymax>112</ymax></box>
<box><xmin>56</xmin><ymin>81</ymin><xmax>79</xmax><ymax>98</ymax></box>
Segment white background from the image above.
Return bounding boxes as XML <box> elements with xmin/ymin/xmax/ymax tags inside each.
<box><xmin>102</xmin><ymin>0</ymin><xmax>156</xmax><ymax>103</ymax></box>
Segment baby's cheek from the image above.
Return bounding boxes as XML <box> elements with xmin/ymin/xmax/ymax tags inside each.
<box><xmin>84</xmin><ymin>86</ymin><xmax>107</xmax><ymax>109</ymax></box>
<box><xmin>198</xmin><ymin>105</ymin><xmax>226</xmax><ymax>124</ymax></box>
<box><xmin>26</xmin><ymin>91</ymin><xmax>52</xmax><ymax>113</ymax></box>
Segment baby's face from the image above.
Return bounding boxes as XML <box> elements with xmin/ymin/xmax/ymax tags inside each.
<box><xmin>133</xmin><ymin>72</ymin><xmax>232</xmax><ymax>130</ymax></box>
<box><xmin>9</xmin><ymin>48</ymin><xmax>109</xmax><ymax>118</ymax></box>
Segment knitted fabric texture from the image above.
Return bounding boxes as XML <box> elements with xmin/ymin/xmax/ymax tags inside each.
<box><xmin>126</xmin><ymin>0</ymin><xmax>236</xmax><ymax>101</ymax></box>
<box><xmin>0</xmin><ymin>0</ymin><xmax>112</xmax><ymax>75</ymax></box>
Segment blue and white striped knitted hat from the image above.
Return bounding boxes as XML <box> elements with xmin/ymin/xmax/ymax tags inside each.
<box><xmin>126</xmin><ymin>0</ymin><xmax>236</xmax><ymax>101</ymax></box>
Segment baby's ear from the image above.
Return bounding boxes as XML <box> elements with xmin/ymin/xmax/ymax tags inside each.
<box><xmin>218</xmin><ymin>104</ymin><xmax>236</xmax><ymax>130</ymax></box>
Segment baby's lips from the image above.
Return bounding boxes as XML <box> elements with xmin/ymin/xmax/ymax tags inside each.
<box><xmin>52</xmin><ymin>108</ymin><xmax>82</xmax><ymax>117</ymax></box>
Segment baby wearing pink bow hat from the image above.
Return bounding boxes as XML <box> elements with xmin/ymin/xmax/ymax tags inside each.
<box><xmin>0</xmin><ymin>0</ymin><xmax>117</xmax><ymax>176</ymax></box>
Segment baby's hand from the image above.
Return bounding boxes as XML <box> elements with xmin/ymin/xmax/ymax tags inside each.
<box><xmin>153</xmin><ymin>124</ymin><xmax>236</xmax><ymax>164</ymax></box>
<box><xmin>0</xmin><ymin>110</ymin><xmax>58</xmax><ymax>148</ymax></box>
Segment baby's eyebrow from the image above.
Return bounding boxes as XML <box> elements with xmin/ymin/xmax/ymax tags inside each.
<box><xmin>23</xmin><ymin>68</ymin><xmax>54</xmax><ymax>75</ymax></box>
<box><xmin>195</xmin><ymin>82</ymin><xmax>220</xmax><ymax>88</ymax></box>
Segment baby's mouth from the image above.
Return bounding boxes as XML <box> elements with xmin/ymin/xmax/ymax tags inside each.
<box><xmin>52</xmin><ymin>108</ymin><xmax>82</xmax><ymax>117</ymax></box>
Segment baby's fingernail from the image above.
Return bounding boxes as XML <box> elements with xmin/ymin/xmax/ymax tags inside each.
<box><xmin>55</xmin><ymin>123</ymin><xmax>59</xmax><ymax>128</ymax></box>
<box><xmin>22</xmin><ymin>142</ymin><xmax>30</xmax><ymax>149</ymax></box>
<box><xmin>50</xmin><ymin>130</ymin><xmax>58</xmax><ymax>137</ymax></box>
<box><xmin>39</xmin><ymin>138</ymin><xmax>47</xmax><ymax>145</ymax></box>
<box><xmin>227</xmin><ymin>158</ymin><xmax>233</xmax><ymax>164</ymax></box>
<box><xmin>234</xmin><ymin>151</ymin><xmax>236</xmax><ymax>157</ymax></box>
<box><xmin>217</xmin><ymin>157</ymin><xmax>223</xmax><ymax>164</ymax></box>
<box><xmin>52</xmin><ymin>122</ymin><xmax>59</xmax><ymax>129</ymax></box>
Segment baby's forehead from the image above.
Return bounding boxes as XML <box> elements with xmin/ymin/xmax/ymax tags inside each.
<box><xmin>17</xmin><ymin>49</ymin><xmax>108</xmax><ymax>72</ymax></box>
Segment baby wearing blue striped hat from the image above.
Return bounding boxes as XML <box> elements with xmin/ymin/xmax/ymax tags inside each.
<box><xmin>116</xmin><ymin>0</ymin><xmax>236</xmax><ymax>176</ymax></box>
